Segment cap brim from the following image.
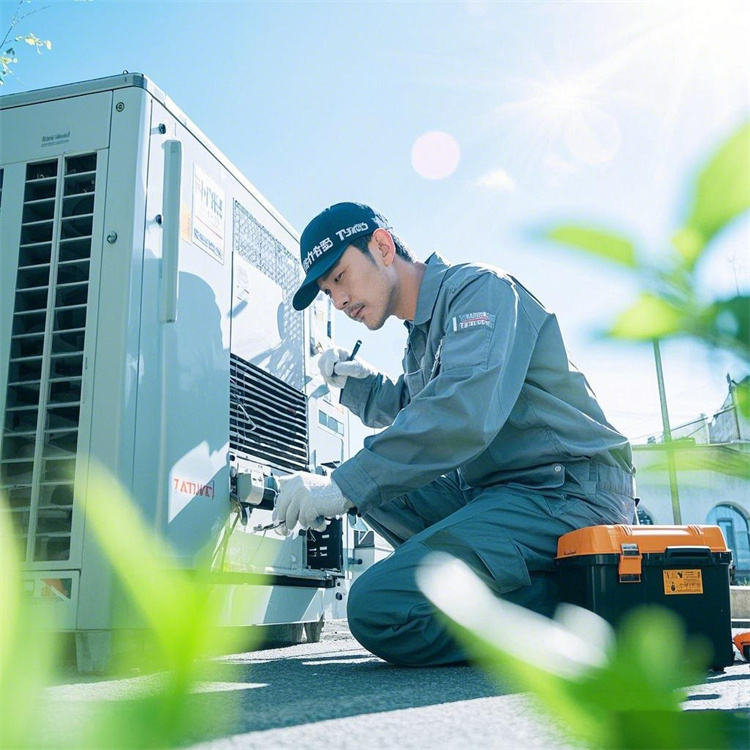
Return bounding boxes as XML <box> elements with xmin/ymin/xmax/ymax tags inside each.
<box><xmin>292</xmin><ymin>245</ymin><xmax>346</xmax><ymax>310</ymax></box>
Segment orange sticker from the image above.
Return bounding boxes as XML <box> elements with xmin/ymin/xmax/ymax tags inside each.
<box><xmin>663</xmin><ymin>569</ymin><xmax>703</xmax><ymax>595</ymax></box>
<box><xmin>180</xmin><ymin>201</ymin><xmax>191</xmax><ymax>242</ymax></box>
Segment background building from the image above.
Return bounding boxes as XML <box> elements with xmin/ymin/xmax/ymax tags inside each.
<box><xmin>633</xmin><ymin>377</ymin><xmax>750</xmax><ymax>583</ymax></box>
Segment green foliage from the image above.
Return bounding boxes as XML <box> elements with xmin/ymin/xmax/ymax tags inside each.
<box><xmin>0</xmin><ymin>463</ymin><xmax>257</xmax><ymax>749</ymax></box>
<box><xmin>735</xmin><ymin>379</ymin><xmax>750</xmax><ymax>417</ymax></box>
<box><xmin>419</xmin><ymin>555</ymin><xmax>749</xmax><ymax>750</ymax></box>
<box><xmin>0</xmin><ymin>1</ymin><xmax>52</xmax><ymax>86</ymax></box>
<box><xmin>609</xmin><ymin>293</ymin><xmax>684</xmax><ymax>341</ymax></box>
<box><xmin>681</xmin><ymin>123</ymin><xmax>750</xmax><ymax>263</ymax></box>
<box><xmin>543</xmin><ymin>120</ymin><xmax>750</xmax><ymax>365</ymax></box>
<box><xmin>0</xmin><ymin>496</ymin><xmax>60</xmax><ymax>750</ymax></box>
<box><xmin>647</xmin><ymin>442</ymin><xmax>750</xmax><ymax>480</ymax></box>
<box><xmin>83</xmin><ymin>464</ymin><xmax>239</xmax><ymax>676</ymax></box>
<box><xmin>546</xmin><ymin>225</ymin><xmax>639</xmax><ymax>268</ymax></box>
<box><xmin>545</xmin><ymin>122</ymin><xmax>750</xmax><ymax>486</ymax></box>
<box><xmin>694</xmin><ymin>296</ymin><xmax>750</xmax><ymax>362</ymax></box>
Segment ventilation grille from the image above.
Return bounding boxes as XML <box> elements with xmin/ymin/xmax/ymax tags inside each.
<box><xmin>1</xmin><ymin>153</ymin><xmax>97</xmax><ymax>563</ymax></box>
<box><xmin>230</xmin><ymin>353</ymin><xmax>308</xmax><ymax>472</ymax></box>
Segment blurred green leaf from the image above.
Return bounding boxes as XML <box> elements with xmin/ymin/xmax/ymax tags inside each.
<box><xmin>681</xmin><ymin>121</ymin><xmax>750</xmax><ymax>266</ymax></box>
<box><xmin>0</xmin><ymin>495</ymin><xmax>60</xmax><ymax>750</ymax></box>
<box><xmin>2</xmin><ymin>458</ymin><xmax>261</xmax><ymax>750</ymax></box>
<box><xmin>70</xmin><ymin>463</ymin><xmax>256</xmax><ymax>748</ymax></box>
<box><xmin>545</xmin><ymin>225</ymin><xmax>639</xmax><ymax>268</ymax></box>
<box><xmin>612</xmin><ymin>709</ymin><xmax>749</xmax><ymax>750</ymax></box>
<box><xmin>420</xmin><ymin>555</ymin><xmax>747</xmax><ymax>750</ymax></box>
<box><xmin>0</xmin><ymin>495</ymin><xmax>20</xmax><ymax>681</ymax></box>
<box><xmin>539</xmin><ymin>608</ymin><xmax>708</xmax><ymax>747</ymax></box>
<box><xmin>541</xmin><ymin>125</ymin><xmax>749</xmax><ymax>388</ymax></box>
<box><xmin>81</xmin><ymin>464</ymin><xmax>209</xmax><ymax>672</ymax></box>
<box><xmin>445</xmin><ymin>614</ymin><xmax>609</xmax><ymax>744</ymax></box>
<box><xmin>736</xmin><ymin>379</ymin><xmax>750</xmax><ymax>418</ymax></box>
<box><xmin>643</xmin><ymin>443</ymin><xmax>750</xmax><ymax>480</ymax></box>
<box><xmin>418</xmin><ymin>555</ymin><xmax>613</xmax><ymax>745</ymax></box>
<box><xmin>608</xmin><ymin>293</ymin><xmax>684</xmax><ymax>340</ymax></box>
<box><xmin>694</xmin><ymin>296</ymin><xmax>750</xmax><ymax>362</ymax></box>
<box><xmin>671</xmin><ymin>228</ymin><xmax>704</xmax><ymax>269</ymax></box>
<box><xmin>606</xmin><ymin>607</ymin><xmax>707</xmax><ymax>704</ymax></box>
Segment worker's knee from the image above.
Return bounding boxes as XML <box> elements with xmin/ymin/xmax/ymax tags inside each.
<box><xmin>347</xmin><ymin>554</ymin><xmax>429</xmax><ymax>664</ymax></box>
<box><xmin>346</xmin><ymin>549</ymin><xmax>467</xmax><ymax>666</ymax></box>
<box><xmin>346</xmin><ymin>565</ymin><xmax>389</xmax><ymax>653</ymax></box>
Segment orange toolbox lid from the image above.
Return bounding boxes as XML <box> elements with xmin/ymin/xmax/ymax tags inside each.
<box><xmin>556</xmin><ymin>524</ymin><xmax>728</xmax><ymax>559</ymax></box>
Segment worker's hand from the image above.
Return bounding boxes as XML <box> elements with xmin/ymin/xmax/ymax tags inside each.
<box><xmin>273</xmin><ymin>472</ymin><xmax>354</xmax><ymax>535</ymax></box>
<box><xmin>318</xmin><ymin>347</ymin><xmax>376</xmax><ymax>388</ymax></box>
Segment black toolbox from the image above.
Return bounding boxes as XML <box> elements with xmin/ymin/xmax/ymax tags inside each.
<box><xmin>555</xmin><ymin>525</ymin><xmax>734</xmax><ymax>669</ymax></box>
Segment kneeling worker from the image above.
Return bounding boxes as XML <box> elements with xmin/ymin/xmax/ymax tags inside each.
<box><xmin>275</xmin><ymin>201</ymin><xmax>636</xmax><ymax>666</ymax></box>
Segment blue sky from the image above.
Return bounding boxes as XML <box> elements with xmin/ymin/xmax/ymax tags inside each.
<box><xmin>2</xmin><ymin>0</ymin><xmax>749</xmax><ymax>442</ymax></box>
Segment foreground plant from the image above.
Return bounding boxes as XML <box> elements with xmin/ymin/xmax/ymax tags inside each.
<box><xmin>418</xmin><ymin>554</ymin><xmax>748</xmax><ymax>749</ymax></box>
<box><xmin>544</xmin><ymin>121</ymin><xmax>749</xmax><ymax>364</ymax></box>
<box><xmin>1</xmin><ymin>494</ymin><xmax>60</xmax><ymax>749</ymax></box>
<box><xmin>543</xmin><ymin>121</ymin><xmax>750</xmax><ymax>482</ymax></box>
<box><xmin>1</xmin><ymin>462</ymin><xmax>255</xmax><ymax>749</ymax></box>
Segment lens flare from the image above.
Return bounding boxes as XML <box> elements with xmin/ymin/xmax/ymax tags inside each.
<box><xmin>411</xmin><ymin>131</ymin><xmax>461</xmax><ymax>180</ymax></box>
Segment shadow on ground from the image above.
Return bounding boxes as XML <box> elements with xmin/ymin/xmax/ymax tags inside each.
<box><xmin>181</xmin><ymin>643</ymin><xmax>507</xmax><ymax>743</ymax></box>
<box><xmin>42</xmin><ymin>628</ymin><xmax>512</xmax><ymax>748</ymax></box>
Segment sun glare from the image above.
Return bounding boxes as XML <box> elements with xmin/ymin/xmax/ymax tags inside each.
<box><xmin>494</xmin><ymin>0</ymin><xmax>748</xmax><ymax>170</ymax></box>
<box><xmin>534</xmin><ymin>79</ymin><xmax>589</xmax><ymax>121</ymax></box>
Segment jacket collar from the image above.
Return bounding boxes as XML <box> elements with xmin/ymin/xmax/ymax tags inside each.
<box><xmin>409</xmin><ymin>252</ymin><xmax>450</xmax><ymax>328</ymax></box>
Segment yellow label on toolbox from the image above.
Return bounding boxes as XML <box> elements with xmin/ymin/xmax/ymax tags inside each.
<box><xmin>663</xmin><ymin>569</ymin><xmax>703</xmax><ymax>595</ymax></box>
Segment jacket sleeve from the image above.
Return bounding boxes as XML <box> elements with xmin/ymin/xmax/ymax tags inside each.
<box><xmin>332</xmin><ymin>273</ymin><xmax>541</xmax><ymax>513</ymax></box>
<box><xmin>339</xmin><ymin>371</ymin><xmax>410</xmax><ymax>429</ymax></box>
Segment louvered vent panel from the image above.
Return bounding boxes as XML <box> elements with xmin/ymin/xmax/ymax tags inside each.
<box><xmin>1</xmin><ymin>153</ymin><xmax>97</xmax><ymax>563</ymax></box>
<box><xmin>230</xmin><ymin>353</ymin><xmax>308</xmax><ymax>472</ymax></box>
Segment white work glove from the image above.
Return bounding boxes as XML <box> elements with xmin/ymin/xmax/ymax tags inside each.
<box><xmin>273</xmin><ymin>472</ymin><xmax>354</xmax><ymax>535</ymax></box>
<box><xmin>318</xmin><ymin>346</ymin><xmax>376</xmax><ymax>389</ymax></box>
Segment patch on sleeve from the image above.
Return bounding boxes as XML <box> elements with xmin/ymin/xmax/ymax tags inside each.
<box><xmin>452</xmin><ymin>311</ymin><xmax>496</xmax><ymax>331</ymax></box>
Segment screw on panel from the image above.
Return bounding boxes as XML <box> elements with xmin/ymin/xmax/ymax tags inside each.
<box><xmin>115</xmin><ymin>102</ymin><xmax>125</xmax><ymax>112</ymax></box>
<box><xmin>158</xmin><ymin>123</ymin><xmax>167</xmax><ymax>134</ymax></box>
<box><xmin>106</xmin><ymin>231</ymin><xmax>118</xmax><ymax>244</ymax></box>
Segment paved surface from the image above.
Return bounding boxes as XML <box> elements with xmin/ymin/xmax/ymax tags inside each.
<box><xmin>189</xmin><ymin>621</ymin><xmax>571</xmax><ymax>750</ymax></box>
<box><xmin>44</xmin><ymin>621</ymin><xmax>749</xmax><ymax>749</ymax></box>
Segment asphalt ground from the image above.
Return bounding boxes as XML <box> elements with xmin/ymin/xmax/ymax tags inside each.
<box><xmin>42</xmin><ymin>621</ymin><xmax>750</xmax><ymax>750</ymax></box>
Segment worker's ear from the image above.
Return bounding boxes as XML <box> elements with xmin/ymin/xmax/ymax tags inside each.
<box><xmin>372</xmin><ymin>229</ymin><xmax>396</xmax><ymax>266</ymax></box>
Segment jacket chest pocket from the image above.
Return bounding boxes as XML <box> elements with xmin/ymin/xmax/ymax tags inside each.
<box><xmin>403</xmin><ymin>335</ymin><xmax>427</xmax><ymax>397</ymax></box>
<box><xmin>404</xmin><ymin>368</ymin><xmax>426</xmax><ymax>398</ymax></box>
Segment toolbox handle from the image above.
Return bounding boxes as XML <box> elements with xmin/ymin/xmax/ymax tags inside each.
<box><xmin>664</xmin><ymin>546</ymin><xmax>712</xmax><ymax>562</ymax></box>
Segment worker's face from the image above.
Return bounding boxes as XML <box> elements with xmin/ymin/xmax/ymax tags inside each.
<box><xmin>317</xmin><ymin>231</ymin><xmax>398</xmax><ymax>331</ymax></box>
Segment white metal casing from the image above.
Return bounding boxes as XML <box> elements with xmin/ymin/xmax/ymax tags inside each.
<box><xmin>0</xmin><ymin>74</ymin><xmax>366</xmax><ymax>658</ymax></box>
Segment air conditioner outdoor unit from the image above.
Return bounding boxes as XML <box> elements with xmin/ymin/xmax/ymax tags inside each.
<box><xmin>0</xmin><ymin>73</ymin><xmax>367</xmax><ymax>672</ymax></box>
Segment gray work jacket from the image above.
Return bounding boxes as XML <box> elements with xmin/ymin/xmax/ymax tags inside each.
<box><xmin>332</xmin><ymin>253</ymin><xmax>635</xmax><ymax>514</ymax></box>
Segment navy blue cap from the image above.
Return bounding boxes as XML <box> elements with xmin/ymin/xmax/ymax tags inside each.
<box><xmin>293</xmin><ymin>202</ymin><xmax>390</xmax><ymax>310</ymax></box>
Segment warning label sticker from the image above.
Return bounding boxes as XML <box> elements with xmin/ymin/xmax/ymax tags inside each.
<box><xmin>192</xmin><ymin>164</ymin><xmax>225</xmax><ymax>263</ymax></box>
<box><xmin>663</xmin><ymin>569</ymin><xmax>703</xmax><ymax>595</ymax></box>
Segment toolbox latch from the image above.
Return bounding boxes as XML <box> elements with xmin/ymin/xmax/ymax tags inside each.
<box><xmin>619</xmin><ymin>542</ymin><xmax>642</xmax><ymax>582</ymax></box>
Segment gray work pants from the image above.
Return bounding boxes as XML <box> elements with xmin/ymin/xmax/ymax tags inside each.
<box><xmin>347</xmin><ymin>462</ymin><xmax>635</xmax><ymax>666</ymax></box>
